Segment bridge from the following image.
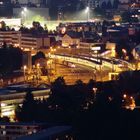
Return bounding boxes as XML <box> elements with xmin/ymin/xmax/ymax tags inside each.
<box><xmin>47</xmin><ymin>53</ymin><xmax>124</xmax><ymax>72</ymax></box>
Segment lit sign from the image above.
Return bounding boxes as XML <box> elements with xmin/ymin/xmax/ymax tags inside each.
<box><xmin>91</xmin><ymin>46</ymin><xmax>101</xmax><ymax>51</ymax></box>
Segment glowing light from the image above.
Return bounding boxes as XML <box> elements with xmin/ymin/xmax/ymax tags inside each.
<box><xmin>61</xmin><ymin>27</ymin><xmax>66</xmax><ymax>34</ymax></box>
<box><xmin>130</xmin><ymin>96</ymin><xmax>133</xmax><ymax>99</ymax></box>
<box><xmin>23</xmin><ymin>65</ymin><xmax>27</xmax><ymax>70</ymax></box>
<box><xmin>91</xmin><ymin>46</ymin><xmax>101</xmax><ymax>51</ymax></box>
<box><xmin>21</xmin><ymin>11</ymin><xmax>24</xmax><ymax>15</ymax></box>
<box><xmin>94</xmin><ymin>50</ymin><xmax>98</xmax><ymax>54</ymax></box>
<box><xmin>123</xmin><ymin>94</ymin><xmax>127</xmax><ymax>98</ymax></box>
<box><xmin>47</xmin><ymin>60</ymin><xmax>51</xmax><ymax>65</ymax></box>
<box><xmin>1</xmin><ymin>103</ymin><xmax>6</xmax><ymax>107</ymax></box>
<box><xmin>71</xmin><ymin>64</ymin><xmax>76</xmax><ymax>68</ymax></box>
<box><xmin>85</xmin><ymin>6</ymin><xmax>89</xmax><ymax>13</ymax></box>
<box><xmin>14</xmin><ymin>43</ymin><xmax>19</xmax><ymax>47</ymax></box>
<box><xmin>37</xmin><ymin>63</ymin><xmax>40</xmax><ymax>68</ymax></box>
<box><xmin>24</xmin><ymin>48</ymin><xmax>30</xmax><ymax>51</ymax></box>
<box><xmin>111</xmin><ymin>47</ymin><xmax>116</xmax><ymax>57</ymax></box>
<box><xmin>24</xmin><ymin>7</ymin><xmax>27</xmax><ymax>12</ymax></box>
<box><xmin>93</xmin><ymin>87</ymin><xmax>97</xmax><ymax>93</ymax></box>
<box><xmin>1</xmin><ymin>111</ymin><xmax>14</xmax><ymax>117</ymax></box>
<box><xmin>122</xmin><ymin>49</ymin><xmax>127</xmax><ymax>54</ymax></box>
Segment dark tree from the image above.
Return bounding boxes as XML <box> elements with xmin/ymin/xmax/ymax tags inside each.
<box><xmin>15</xmin><ymin>90</ymin><xmax>37</xmax><ymax>122</ymax></box>
<box><xmin>0</xmin><ymin>116</ymin><xmax>10</xmax><ymax>122</ymax></box>
<box><xmin>32</xmin><ymin>51</ymin><xmax>46</xmax><ymax>65</ymax></box>
<box><xmin>121</xmin><ymin>11</ymin><xmax>131</xmax><ymax>23</ymax></box>
<box><xmin>0</xmin><ymin>44</ymin><xmax>23</xmax><ymax>76</ymax></box>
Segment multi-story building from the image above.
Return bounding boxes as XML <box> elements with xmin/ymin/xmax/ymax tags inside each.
<box><xmin>0</xmin><ymin>31</ymin><xmax>52</xmax><ymax>49</ymax></box>
<box><xmin>57</xmin><ymin>22</ymin><xmax>98</xmax><ymax>33</ymax></box>
<box><xmin>11</xmin><ymin>0</ymin><xmax>48</xmax><ymax>7</ymax></box>
<box><xmin>0</xmin><ymin>122</ymin><xmax>48</xmax><ymax>140</ymax></box>
<box><xmin>13</xmin><ymin>33</ymin><xmax>51</xmax><ymax>50</ymax></box>
<box><xmin>0</xmin><ymin>87</ymin><xmax>50</xmax><ymax>119</ymax></box>
<box><xmin>16</xmin><ymin>126</ymin><xmax>73</xmax><ymax>140</ymax></box>
<box><xmin>82</xmin><ymin>0</ymin><xmax>99</xmax><ymax>9</ymax></box>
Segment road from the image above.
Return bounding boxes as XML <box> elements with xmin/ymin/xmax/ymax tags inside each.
<box><xmin>48</xmin><ymin>62</ymin><xmax>110</xmax><ymax>84</ymax></box>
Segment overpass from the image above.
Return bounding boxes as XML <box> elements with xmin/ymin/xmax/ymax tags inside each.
<box><xmin>47</xmin><ymin>53</ymin><xmax>123</xmax><ymax>72</ymax></box>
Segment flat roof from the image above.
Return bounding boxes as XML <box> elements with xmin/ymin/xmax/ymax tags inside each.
<box><xmin>0</xmin><ymin>86</ymin><xmax>50</xmax><ymax>96</ymax></box>
<box><xmin>16</xmin><ymin>126</ymin><xmax>72</xmax><ymax>140</ymax></box>
<box><xmin>0</xmin><ymin>122</ymin><xmax>50</xmax><ymax>126</ymax></box>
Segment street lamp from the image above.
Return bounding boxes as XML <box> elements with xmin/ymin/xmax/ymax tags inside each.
<box><xmin>123</xmin><ymin>94</ymin><xmax>127</xmax><ymax>98</ymax></box>
<box><xmin>92</xmin><ymin>70</ymin><xmax>96</xmax><ymax>81</ymax></box>
<box><xmin>37</xmin><ymin>63</ymin><xmax>40</xmax><ymax>68</ymax></box>
<box><xmin>51</xmin><ymin>49</ymin><xmax>57</xmax><ymax>75</ymax></box>
<box><xmin>47</xmin><ymin>60</ymin><xmax>52</xmax><ymax>77</ymax></box>
<box><xmin>36</xmin><ymin>63</ymin><xmax>40</xmax><ymax>84</ymax></box>
<box><xmin>93</xmin><ymin>87</ymin><xmax>98</xmax><ymax>100</ymax></box>
<box><xmin>24</xmin><ymin>7</ymin><xmax>27</xmax><ymax>12</ymax></box>
<box><xmin>85</xmin><ymin>6</ymin><xmax>90</xmax><ymax>21</ymax></box>
<box><xmin>122</xmin><ymin>49</ymin><xmax>127</xmax><ymax>59</ymax></box>
<box><xmin>111</xmin><ymin>59</ymin><xmax>114</xmax><ymax>72</ymax></box>
<box><xmin>21</xmin><ymin>7</ymin><xmax>27</xmax><ymax>23</ymax></box>
<box><xmin>23</xmin><ymin>65</ymin><xmax>27</xmax><ymax>82</ymax></box>
<box><xmin>47</xmin><ymin>60</ymin><xmax>51</xmax><ymax>69</ymax></box>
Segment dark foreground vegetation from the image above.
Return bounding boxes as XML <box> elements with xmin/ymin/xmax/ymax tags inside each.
<box><xmin>15</xmin><ymin>72</ymin><xmax>140</xmax><ymax>139</ymax></box>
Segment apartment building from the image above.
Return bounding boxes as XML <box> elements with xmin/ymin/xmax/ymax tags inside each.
<box><xmin>17</xmin><ymin>34</ymin><xmax>51</xmax><ymax>50</ymax></box>
<box><xmin>11</xmin><ymin>0</ymin><xmax>48</xmax><ymax>6</ymax></box>
<box><xmin>16</xmin><ymin>126</ymin><xmax>73</xmax><ymax>140</ymax></box>
<box><xmin>0</xmin><ymin>31</ymin><xmax>51</xmax><ymax>49</ymax></box>
<box><xmin>0</xmin><ymin>31</ymin><xmax>20</xmax><ymax>46</ymax></box>
<box><xmin>0</xmin><ymin>122</ymin><xmax>48</xmax><ymax>140</ymax></box>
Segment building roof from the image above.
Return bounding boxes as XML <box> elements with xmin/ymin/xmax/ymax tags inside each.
<box><xmin>66</xmin><ymin>31</ymin><xmax>99</xmax><ymax>39</ymax></box>
<box><xmin>134</xmin><ymin>44</ymin><xmax>140</xmax><ymax>52</ymax></box>
<box><xmin>0</xmin><ymin>122</ymin><xmax>49</xmax><ymax>126</ymax></box>
<box><xmin>66</xmin><ymin>31</ymin><xmax>82</xmax><ymax>38</ymax></box>
<box><xmin>107</xmin><ymin>26</ymin><xmax>128</xmax><ymax>32</ymax></box>
<box><xmin>16</xmin><ymin>126</ymin><xmax>72</xmax><ymax>140</ymax></box>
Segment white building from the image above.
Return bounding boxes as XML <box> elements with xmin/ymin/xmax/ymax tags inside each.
<box><xmin>0</xmin><ymin>122</ymin><xmax>46</xmax><ymax>140</ymax></box>
<box><xmin>11</xmin><ymin>0</ymin><xmax>48</xmax><ymax>6</ymax></box>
